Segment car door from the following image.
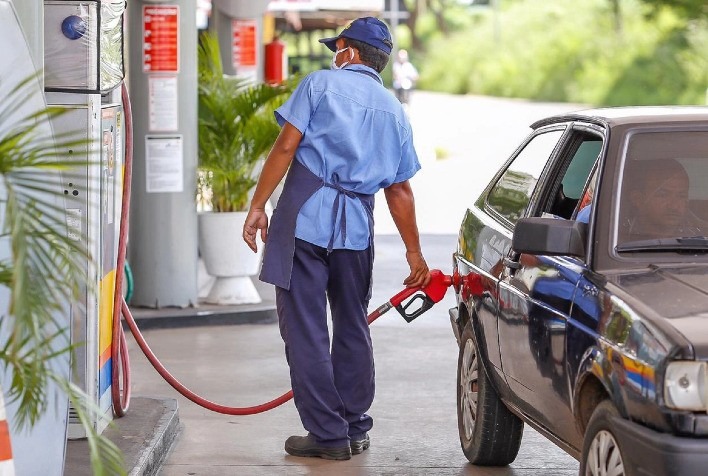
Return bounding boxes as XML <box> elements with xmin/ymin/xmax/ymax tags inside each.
<box><xmin>479</xmin><ymin>127</ymin><xmax>566</xmax><ymax>379</ymax></box>
<box><xmin>497</xmin><ymin>127</ymin><xmax>604</xmax><ymax>440</ymax></box>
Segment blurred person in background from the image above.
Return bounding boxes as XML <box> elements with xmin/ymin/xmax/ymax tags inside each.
<box><xmin>392</xmin><ymin>49</ymin><xmax>419</xmax><ymax>105</ymax></box>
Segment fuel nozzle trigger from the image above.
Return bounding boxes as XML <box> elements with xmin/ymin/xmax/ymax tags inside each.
<box><xmin>391</xmin><ymin>269</ymin><xmax>453</xmax><ymax>323</ymax></box>
<box><xmin>395</xmin><ymin>293</ymin><xmax>435</xmax><ymax>323</ymax></box>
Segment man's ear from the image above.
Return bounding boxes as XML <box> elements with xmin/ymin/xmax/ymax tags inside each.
<box><xmin>348</xmin><ymin>45</ymin><xmax>361</xmax><ymax>61</ymax></box>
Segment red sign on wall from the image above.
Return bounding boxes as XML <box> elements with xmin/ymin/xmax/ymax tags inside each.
<box><xmin>143</xmin><ymin>5</ymin><xmax>180</xmax><ymax>73</ymax></box>
<box><xmin>232</xmin><ymin>19</ymin><xmax>258</xmax><ymax>69</ymax></box>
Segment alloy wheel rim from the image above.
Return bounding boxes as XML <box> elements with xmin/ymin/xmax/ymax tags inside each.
<box><xmin>585</xmin><ymin>429</ymin><xmax>624</xmax><ymax>476</ymax></box>
<box><xmin>459</xmin><ymin>338</ymin><xmax>479</xmax><ymax>440</ymax></box>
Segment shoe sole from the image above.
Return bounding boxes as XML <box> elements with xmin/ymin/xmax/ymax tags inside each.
<box><xmin>350</xmin><ymin>438</ymin><xmax>370</xmax><ymax>455</ymax></box>
<box><xmin>284</xmin><ymin>443</ymin><xmax>351</xmax><ymax>461</ymax></box>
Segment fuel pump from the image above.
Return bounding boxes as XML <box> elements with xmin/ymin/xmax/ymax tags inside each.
<box><xmin>43</xmin><ymin>0</ymin><xmax>127</xmax><ymax>438</ymax></box>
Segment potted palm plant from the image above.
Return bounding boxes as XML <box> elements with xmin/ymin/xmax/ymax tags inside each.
<box><xmin>197</xmin><ymin>32</ymin><xmax>295</xmax><ymax>305</ymax></box>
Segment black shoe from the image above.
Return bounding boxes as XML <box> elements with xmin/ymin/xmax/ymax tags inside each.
<box><xmin>350</xmin><ymin>433</ymin><xmax>370</xmax><ymax>455</ymax></box>
<box><xmin>284</xmin><ymin>435</ymin><xmax>352</xmax><ymax>460</ymax></box>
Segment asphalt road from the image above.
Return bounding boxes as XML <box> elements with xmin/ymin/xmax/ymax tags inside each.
<box><xmin>127</xmin><ymin>91</ymin><xmax>586</xmax><ymax>475</ymax></box>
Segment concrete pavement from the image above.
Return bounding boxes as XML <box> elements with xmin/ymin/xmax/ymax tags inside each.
<box><xmin>123</xmin><ymin>234</ymin><xmax>579</xmax><ymax>475</ymax></box>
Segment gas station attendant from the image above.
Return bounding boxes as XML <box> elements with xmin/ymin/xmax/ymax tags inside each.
<box><xmin>242</xmin><ymin>17</ymin><xmax>431</xmax><ymax>461</ymax></box>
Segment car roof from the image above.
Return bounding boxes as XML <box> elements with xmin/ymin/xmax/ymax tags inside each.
<box><xmin>531</xmin><ymin>106</ymin><xmax>708</xmax><ymax>129</ymax></box>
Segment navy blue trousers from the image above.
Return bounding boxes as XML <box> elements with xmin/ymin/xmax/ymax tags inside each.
<box><xmin>276</xmin><ymin>239</ymin><xmax>374</xmax><ymax>447</ymax></box>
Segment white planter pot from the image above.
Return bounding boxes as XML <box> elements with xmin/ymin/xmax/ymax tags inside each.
<box><xmin>198</xmin><ymin>211</ymin><xmax>263</xmax><ymax>305</ymax></box>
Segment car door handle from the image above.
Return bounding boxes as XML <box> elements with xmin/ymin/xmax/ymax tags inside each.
<box><xmin>503</xmin><ymin>257</ymin><xmax>521</xmax><ymax>270</ymax></box>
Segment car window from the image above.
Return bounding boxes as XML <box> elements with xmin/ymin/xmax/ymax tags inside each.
<box><xmin>617</xmin><ymin>130</ymin><xmax>708</xmax><ymax>250</ymax></box>
<box><xmin>562</xmin><ymin>140</ymin><xmax>602</xmax><ymax>200</ymax></box>
<box><xmin>537</xmin><ymin>132</ymin><xmax>602</xmax><ymax>220</ymax></box>
<box><xmin>487</xmin><ymin>129</ymin><xmax>564</xmax><ymax>225</ymax></box>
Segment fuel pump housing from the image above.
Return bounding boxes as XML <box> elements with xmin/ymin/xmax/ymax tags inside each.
<box><xmin>44</xmin><ymin>0</ymin><xmax>127</xmax><ymax>438</ymax></box>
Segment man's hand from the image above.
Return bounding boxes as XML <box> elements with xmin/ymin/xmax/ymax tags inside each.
<box><xmin>403</xmin><ymin>250</ymin><xmax>430</xmax><ymax>288</ymax></box>
<box><xmin>242</xmin><ymin>122</ymin><xmax>302</xmax><ymax>253</ymax></box>
<box><xmin>243</xmin><ymin>208</ymin><xmax>268</xmax><ymax>253</ymax></box>
<box><xmin>383</xmin><ymin>180</ymin><xmax>430</xmax><ymax>289</ymax></box>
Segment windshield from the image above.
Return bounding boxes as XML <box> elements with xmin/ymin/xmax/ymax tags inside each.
<box><xmin>617</xmin><ymin>130</ymin><xmax>708</xmax><ymax>253</ymax></box>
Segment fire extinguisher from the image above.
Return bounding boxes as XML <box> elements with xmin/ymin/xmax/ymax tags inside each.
<box><xmin>264</xmin><ymin>36</ymin><xmax>287</xmax><ymax>85</ymax></box>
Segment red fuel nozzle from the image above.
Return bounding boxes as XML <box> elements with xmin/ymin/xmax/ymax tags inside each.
<box><xmin>387</xmin><ymin>269</ymin><xmax>453</xmax><ymax>323</ymax></box>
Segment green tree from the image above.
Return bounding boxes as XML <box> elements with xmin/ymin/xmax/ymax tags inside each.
<box><xmin>637</xmin><ymin>0</ymin><xmax>707</xmax><ymax>19</ymax></box>
<box><xmin>419</xmin><ymin>0</ymin><xmax>707</xmax><ymax>105</ymax></box>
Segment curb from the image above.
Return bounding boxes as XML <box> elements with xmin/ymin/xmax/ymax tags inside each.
<box><xmin>64</xmin><ymin>397</ymin><xmax>180</xmax><ymax>476</ymax></box>
<box><xmin>127</xmin><ymin>304</ymin><xmax>277</xmax><ymax>330</ymax></box>
<box><xmin>129</xmin><ymin>398</ymin><xmax>180</xmax><ymax>476</ymax></box>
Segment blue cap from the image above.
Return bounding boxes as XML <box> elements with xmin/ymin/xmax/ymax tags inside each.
<box><xmin>319</xmin><ymin>17</ymin><xmax>393</xmax><ymax>55</ymax></box>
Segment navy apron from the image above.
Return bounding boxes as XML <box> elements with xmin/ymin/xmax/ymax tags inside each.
<box><xmin>260</xmin><ymin>159</ymin><xmax>374</xmax><ymax>290</ymax></box>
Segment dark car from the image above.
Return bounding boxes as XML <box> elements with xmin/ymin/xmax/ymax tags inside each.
<box><xmin>449</xmin><ymin>107</ymin><xmax>708</xmax><ymax>475</ymax></box>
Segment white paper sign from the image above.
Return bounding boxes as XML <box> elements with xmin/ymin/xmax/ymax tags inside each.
<box><xmin>145</xmin><ymin>135</ymin><xmax>183</xmax><ymax>193</ymax></box>
<box><xmin>148</xmin><ymin>75</ymin><xmax>179</xmax><ymax>132</ymax></box>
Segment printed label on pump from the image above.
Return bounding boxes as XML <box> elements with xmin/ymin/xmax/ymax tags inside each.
<box><xmin>143</xmin><ymin>5</ymin><xmax>180</xmax><ymax>73</ymax></box>
<box><xmin>66</xmin><ymin>209</ymin><xmax>82</xmax><ymax>241</ymax></box>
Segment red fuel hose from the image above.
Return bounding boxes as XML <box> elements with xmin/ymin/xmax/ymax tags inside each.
<box><xmin>110</xmin><ymin>80</ymin><xmax>451</xmax><ymax>416</ymax></box>
<box><xmin>118</xmin><ymin>281</ymin><xmax>418</xmax><ymax>415</ymax></box>
<box><xmin>111</xmin><ymin>82</ymin><xmax>133</xmax><ymax>417</ymax></box>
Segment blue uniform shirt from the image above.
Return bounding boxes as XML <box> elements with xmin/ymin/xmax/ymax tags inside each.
<box><xmin>274</xmin><ymin>64</ymin><xmax>420</xmax><ymax>250</ymax></box>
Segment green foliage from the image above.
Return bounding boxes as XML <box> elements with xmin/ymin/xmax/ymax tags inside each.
<box><xmin>419</xmin><ymin>0</ymin><xmax>707</xmax><ymax>106</ymax></box>
<box><xmin>0</xmin><ymin>75</ymin><xmax>125</xmax><ymax>474</ymax></box>
<box><xmin>197</xmin><ymin>32</ymin><xmax>296</xmax><ymax>212</ymax></box>
<box><xmin>638</xmin><ymin>0</ymin><xmax>708</xmax><ymax>20</ymax></box>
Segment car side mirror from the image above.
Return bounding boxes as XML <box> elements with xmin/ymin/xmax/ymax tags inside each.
<box><xmin>512</xmin><ymin>217</ymin><xmax>587</xmax><ymax>257</ymax></box>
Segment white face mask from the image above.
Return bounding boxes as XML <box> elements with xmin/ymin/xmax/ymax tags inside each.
<box><xmin>331</xmin><ymin>47</ymin><xmax>354</xmax><ymax>70</ymax></box>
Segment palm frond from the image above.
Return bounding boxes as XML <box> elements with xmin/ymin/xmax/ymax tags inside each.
<box><xmin>197</xmin><ymin>32</ymin><xmax>224</xmax><ymax>84</ymax></box>
<box><xmin>197</xmin><ymin>32</ymin><xmax>299</xmax><ymax>212</ymax></box>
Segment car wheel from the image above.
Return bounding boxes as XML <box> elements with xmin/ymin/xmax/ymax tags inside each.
<box><xmin>580</xmin><ymin>400</ymin><xmax>629</xmax><ymax>476</ymax></box>
<box><xmin>456</xmin><ymin>321</ymin><xmax>523</xmax><ymax>465</ymax></box>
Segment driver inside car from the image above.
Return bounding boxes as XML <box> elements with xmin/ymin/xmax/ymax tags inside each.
<box><xmin>623</xmin><ymin>158</ymin><xmax>704</xmax><ymax>240</ymax></box>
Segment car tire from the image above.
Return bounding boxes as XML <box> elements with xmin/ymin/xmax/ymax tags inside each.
<box><xmin>456</xmin><ymin>321</ymin><xmax>523</xmax><ymax>465</ymax></box>
<box><xmin>580</xmin><ymin>400</ymin><xmax>630</xmax><ymax>476</ymax></box>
